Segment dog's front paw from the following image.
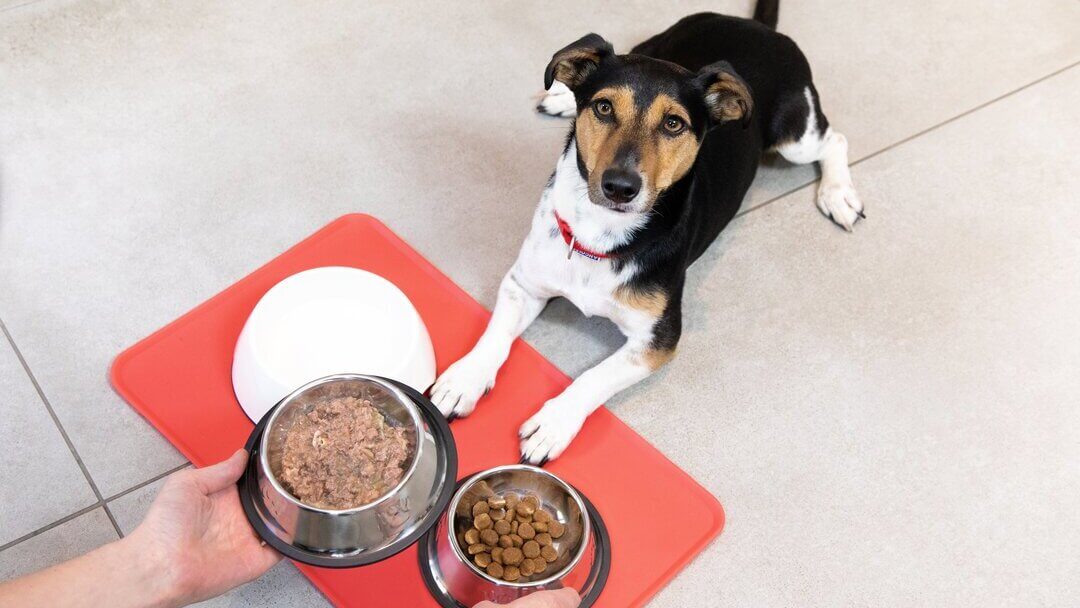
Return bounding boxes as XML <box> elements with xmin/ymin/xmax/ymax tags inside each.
<box><xmin>518</xmin><ymin>402</ymin><xmax>586</xmax><ymax>465</ymax></box>
<box><xmin>535</xmin><ymin>81</ymin><xmax>577</xmax><ymax>118</ymax></box>
<box><xmin>816</xmin><ymin>181</ymin><xmax>865</xmax><ymax>232</ymax></box>
<box><xmin>429</xmin><ymin>356</ymin><xmax>496</xmax><ymax>419</ymax></box>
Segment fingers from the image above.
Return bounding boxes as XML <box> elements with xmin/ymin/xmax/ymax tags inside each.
<box><xmin>473</xmin><ymin>588</ymin><xmax>581</xmax><ymax>608</ymax></box>
<box><xmin>531</xmin><ymin>588</ymin><xmax>582</xmax><ymax>608</ymax></box>
<box><xmin>190</xmin><ymin>448</ymin><xmax>248</xmax><ymax>495</ymax></box>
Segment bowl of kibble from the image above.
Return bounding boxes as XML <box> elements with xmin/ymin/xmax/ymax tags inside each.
<box><xmin>417</xmin><ymin>465</ymin><xmax>610</xmax><ymax>607</ymax></box>
<box><xmin>238</xmin><ymin>374</ymin><xmax>457</xmax><ymax>567</ymax></box>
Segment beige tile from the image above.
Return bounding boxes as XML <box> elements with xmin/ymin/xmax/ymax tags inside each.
<box><xmin>0</xmin><ymin>1</ymin><xmax>39</xmax><ymax>11</ymax></box>
<box><xmin>0</xmin><ymin>508</ymin><xmax>117</xmax><ymax>581</ymax></box>
<box><xmin>0</xmin><ymin>329</ymin><xmax>97</xmax><ymax>546</ymax></box>
<box><xmin>106</xmin><ymin>468</ymin><xmax>180</xmax><ymax>535</ymax></box>
<box><xmin>628</xmin><ymin>66</ymin><xmax>1080</xmax><ymax>606</ymax></box>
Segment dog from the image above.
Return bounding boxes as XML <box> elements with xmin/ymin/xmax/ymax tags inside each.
<box><xmin>431</xmin><ymin>0</ymin><xmax>863</xmax><ymax>464</ymax></box>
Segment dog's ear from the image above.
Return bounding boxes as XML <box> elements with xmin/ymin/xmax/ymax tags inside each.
<box><xmin>544</xmin><ymin>33</ymin><xmax>614</xmax><ymax>91</ymax></box>
<box><xmin>695</xmin><ymin>61</ymin><xmax>753</xmax><ymax>128</ymax></box>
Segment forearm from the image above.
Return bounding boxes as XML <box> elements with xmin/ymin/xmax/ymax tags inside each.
<box><xmin>0</xmin><ymin>535</ymin><xmax>177</xmax><ymax>608</ymax></box>
<box><xmin>474</xmin><ymin>270</ymin><xmax>548</xmax><ymax>361</ymax></box>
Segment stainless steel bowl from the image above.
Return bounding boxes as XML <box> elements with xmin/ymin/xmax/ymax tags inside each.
<box><xmin>419</xmin><ymin>465</ymin><xmax>610</xmax><ymax>607</ymax></box>
<box><xmin>239</xmin><ymin>374</ymin><xmax>457</xmax><ymax>567</ymax></box>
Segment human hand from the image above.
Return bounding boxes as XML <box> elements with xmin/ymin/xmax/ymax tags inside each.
<box><xmin>473</xmin><ymin>588</ymin><xmax>581</xmax><ymax>608</ymax></box>
<box><xmin>127</xmin><ymin>448</ymin><xmax>281</xmax><ymax>606</ymax></box>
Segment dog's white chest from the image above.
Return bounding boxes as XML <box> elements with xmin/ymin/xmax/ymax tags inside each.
<box><xmin>517</xmin><ymin>218</ymin><xmax>619</xmax><ymax>313</ymax></box>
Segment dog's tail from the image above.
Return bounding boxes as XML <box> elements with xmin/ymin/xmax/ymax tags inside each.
<box><xmin>752</xmin><ymin>0</ymin><xmax>779</xmax><ymax>30</ymax></box>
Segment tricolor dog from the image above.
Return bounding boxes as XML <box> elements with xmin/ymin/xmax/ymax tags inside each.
<box><xmin>431</xmin><ymin>1</ymin><xmax>863</xmax><ymax>464</ymax></box>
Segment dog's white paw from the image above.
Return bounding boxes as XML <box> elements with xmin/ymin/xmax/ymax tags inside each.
<box><xmin>536</xmin><ymin>81</ymin><xmax>577</xmax><ymax>118</ymax></box>
<box><xmin>816</xmin><ymin>181</ymin><xmax>865</xmax><ymax>232</ymax></box>
<box><xmin>518</xmin><ymin>402</ymin><xmax>586</xmax><ymax>464</ymax></box>
<box><xmin>429</xmin><ymin>356</ymin><xmax>496</xmax><ymax>419</ymax></box>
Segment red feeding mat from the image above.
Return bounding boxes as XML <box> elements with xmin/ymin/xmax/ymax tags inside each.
<box><xmin>111</xmin><ymin>214</ymin><xmax>724</xmax><ymax>607</ymax></box>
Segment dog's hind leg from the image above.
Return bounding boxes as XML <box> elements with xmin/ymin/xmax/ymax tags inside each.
<box><xmin>772</xmin><ymin>85</ymin><xmax>864</xmax><ymax>231</ymax></box>
<box><xmin>535</xmin><ymin>80</ymin><xmax>577</xmax><ymax>118</ymax></box>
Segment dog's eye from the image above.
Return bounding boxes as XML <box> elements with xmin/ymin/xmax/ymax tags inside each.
<box><xmin>663</xmin><ymin>116</ymin><xmax>686</xmax><ymax>135</ymax></box>
<box><xmin>593</xmin><ymin>99</ymin><xmax>613</xmax><ymax>118</ymax></box>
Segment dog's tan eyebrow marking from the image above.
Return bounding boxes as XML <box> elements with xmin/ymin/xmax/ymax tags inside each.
<box><xmin>591</xmin><ymin>86</ymin><xmax>635</xmax><ymax>118</ymax></box>
<box><xmin>615</xmin><ymin>285</ymin><xmax>669</xmax><ymax>318</ymax></box>
<box><xmin>644</xmin><ymin>93</ymin><xmax>690</xmax><ymax>127</ymax></box>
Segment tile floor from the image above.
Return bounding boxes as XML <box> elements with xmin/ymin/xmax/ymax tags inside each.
<box><xmin>1</xmin><ymin>0</ymin><xmax>1078</xmax><ymax>605</ymax></box>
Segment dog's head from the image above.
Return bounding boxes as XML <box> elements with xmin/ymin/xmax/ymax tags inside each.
<box><xmin>545</xmin><ymin>34</ymin><xmax>753</xmax><ymax>214</ymax></box>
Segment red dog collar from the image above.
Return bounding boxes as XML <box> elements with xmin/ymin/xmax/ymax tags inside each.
<box><xmin>554</xmin><ymin>211</ymin><xmax>610</xmax><ymax>261</ymax></box>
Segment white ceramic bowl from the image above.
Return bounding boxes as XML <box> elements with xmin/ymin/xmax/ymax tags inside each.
<box><xmin>232</xmin><ymin>266</ymin><xmax>436</xmax><ymax>423</ymax></box>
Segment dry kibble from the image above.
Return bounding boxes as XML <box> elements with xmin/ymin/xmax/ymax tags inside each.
<box><xmin>502</xmin><ymin>547</ymin><xmax>524</xmax><ymax>566</ymax></box>
<box><xmin>474</xmin><ymin>513</ymin><xmax>493</xmax><ymax>530</ymax></box>
<box><xmin>464</xmin><ymin>490</ymin><xmax>567</xmax><ymax>582</ymax></box>
<box><xmin>519</xmin><ymin>523</ymin><xmax>536</xmax><ymax>540</ymax></box>
<box><xmin>541</xmin><ymin>545</ymin><xmax>558</xmax><ymax>563</ymax></box>
<box><xmin>549</xmin><ymin>521</ymin><xmax>565</xmax><ymax>539</ymax></box>
<box><xmin>472</xmin><ymin>500</ymin><xmax>490</xmax><ymax>517</ymax></box>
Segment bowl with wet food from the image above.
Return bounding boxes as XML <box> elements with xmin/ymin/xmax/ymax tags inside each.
<box><xmin>239</xmin><ymin>374</ymin><xmax>457</xmax><ymax>567</ymax></box>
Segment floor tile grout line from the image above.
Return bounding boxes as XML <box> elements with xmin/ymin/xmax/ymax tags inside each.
<box><xmin>103</xmin><ymin>461</ymin><xmax>190</xmax><ymax>504</ymax></box>
<box><xmin>733</xmin><ymin>57</ymin><xmax>1080</xmax><ymax>219</ymax></box>
<box><xmin>0</xmin><ymin>0</ymin><xmax>46</xmax><ymax>14</ymax></box>
<box><xmin>101</xmin><ymin>503</ymin><xmax>124</xmax><ymax>538</ymax></box>
<box><xmin>0</xmin><ymin>316</ymin><xmax>123</xmax><ymax>539</ymax></box>
<box><xmin>0</xmin><ymin>461</ymin><xmax>192</xmax><ymax>554</ymax></box>
<box><xmin>0</xmin><ymin>503</ymin><xmax>102</xmax><ymax>552</ymax></box>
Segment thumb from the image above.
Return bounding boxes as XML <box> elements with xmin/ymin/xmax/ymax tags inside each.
<box><xmin>517</xmin><ymin>589</ymin><xmax>582</xmax><ymax>608</ymax></box>
<box><xmin>190</xmin><ymin>448</ymin><xmax>249</xmax><ymax>495</ymax></box>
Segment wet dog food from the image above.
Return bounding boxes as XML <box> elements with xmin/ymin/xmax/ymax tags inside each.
<box><xmin>277</xmin><ymin>397</ymin><xmax>412</xmax><ymax>510</ymax></box>
<box><xmin>459</xmin><ymin>488</ymin><xmax>568</xmax><ymax>583</ymax></box>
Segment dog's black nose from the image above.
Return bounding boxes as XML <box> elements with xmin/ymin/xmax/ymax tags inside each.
<box><xmin>600</xmin><ymin>169</ymin><xmax>641</xmax><ymax>205</ymax></box>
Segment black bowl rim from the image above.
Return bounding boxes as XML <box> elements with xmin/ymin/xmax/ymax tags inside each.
<box><xmin>238</xmin><ymin>376</ymin><xmax>458</xmax><ymax>568</ymax></box>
